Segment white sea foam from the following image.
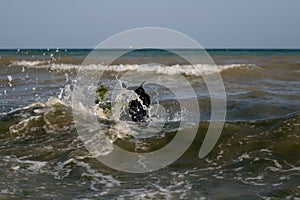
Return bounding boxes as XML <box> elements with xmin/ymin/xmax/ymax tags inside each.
<box><xmin>10</xmin><ymin>60</ymin><xmax>259</xmax><ymax>76</ymax></box>
<box><xmin>11</xmin><ymin>60</ymin><xmax>49</xmax><ymax>67</ymax></box>
<box><xmin>7</xmin><ymin>75</ymin><xmax>13</xmax><ymax>82</ymax></box>
<box><xmin>15</xmin><ymin>158</ymin><xmax>48</xmax><ymax>170</ymax></box>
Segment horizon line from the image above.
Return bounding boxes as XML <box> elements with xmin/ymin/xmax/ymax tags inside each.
<box><xmin>0</xmin><ymin>48</ymin><xmax>300</xmax><ymax>50</ymax></box>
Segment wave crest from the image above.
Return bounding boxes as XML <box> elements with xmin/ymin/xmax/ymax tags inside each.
<box><xmin>11</xmin><ymin>60</ymin><xmax>260</xmax><ymax>76</ymax></box>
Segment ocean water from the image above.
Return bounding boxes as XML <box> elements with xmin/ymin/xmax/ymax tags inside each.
<box><xmin>0</xmin><ymin>49</ymin><xmax>300</xmax><ymax>199</ymax></box>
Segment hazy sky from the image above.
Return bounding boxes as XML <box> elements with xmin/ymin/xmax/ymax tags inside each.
<box><xmin>1</xmin><ymin>0</ymin><xmax>299</xmax><ymax>48</ymax></box>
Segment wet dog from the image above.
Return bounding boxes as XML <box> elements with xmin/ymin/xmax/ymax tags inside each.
<box><xmin>120</xmin><ymin>82</ymin><xmax>150</xmax><ymax>122</ymax></box>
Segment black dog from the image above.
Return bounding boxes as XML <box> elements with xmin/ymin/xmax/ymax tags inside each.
<box><xmin>120</xmin><ymin>82</ymin><xmax>150</xmax><ymax>122</ymax></box>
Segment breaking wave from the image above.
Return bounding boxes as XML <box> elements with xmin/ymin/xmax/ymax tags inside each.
<box><xmin>10</xmin><ymin>60</ymin><xmax>261</xmax><ymax>76</ymax></box>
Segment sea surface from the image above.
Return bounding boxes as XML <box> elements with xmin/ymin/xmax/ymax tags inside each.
<box><xmin>0</xmin><ymin>49</ymin><xmax>300</xmax><ymax>199</ymax></box>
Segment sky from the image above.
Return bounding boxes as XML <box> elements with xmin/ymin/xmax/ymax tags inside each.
<box><xmin>0</xmin><ymin>0</ymin><xmax>299</xmax><ymax>49</ymax></box>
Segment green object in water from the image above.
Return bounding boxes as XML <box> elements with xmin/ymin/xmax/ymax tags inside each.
<box><xmin>95</xmin><ymin>84</ymin><xmax>108</xmax><ymax>101</ymax></box>
<box><xmin>95</xmin><ymin>84</ymin><xmax>111</xmax><ymax>112</ymax></box>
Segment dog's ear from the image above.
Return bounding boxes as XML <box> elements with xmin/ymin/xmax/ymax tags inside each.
<box><xmin>135</xmin><ymin>85</ymin><xmax>145</xmax><ymax>95</ymax></box>
<box><xmin>140</xmin><ymin>81</ymin><xmax>146</xmax><ymax>87</ymax></box>
<box><xmin>135</xmin><ymin>81</ymin><xmax>146</xmax><ymax>94</ymax></box>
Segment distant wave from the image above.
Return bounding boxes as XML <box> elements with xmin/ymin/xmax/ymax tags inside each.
<box><xmin>11</xmin><ymin>60</ymin><xmax>49</xmax><ymax>67</ymax></box>
<box><xmin>11</xmin><ymin>60</ymin><xmax>261</xmax><ymax>76</ymax></box>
